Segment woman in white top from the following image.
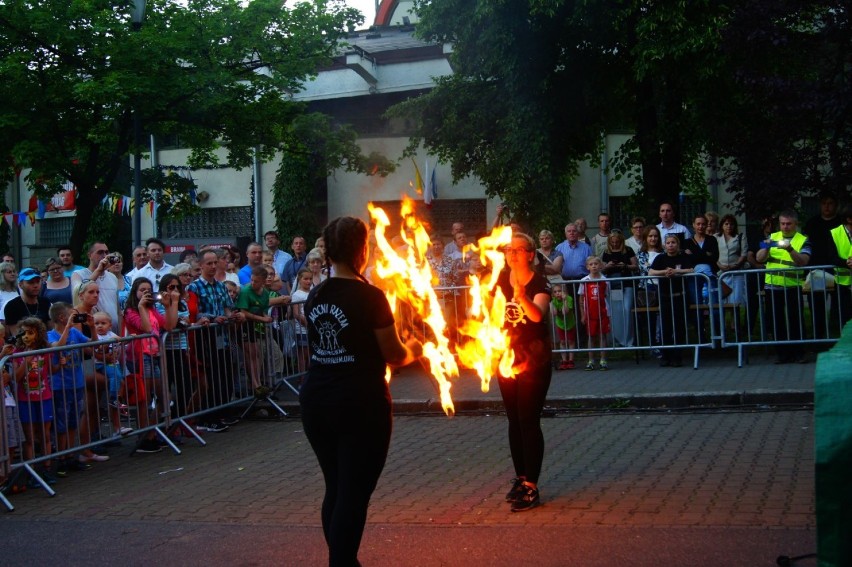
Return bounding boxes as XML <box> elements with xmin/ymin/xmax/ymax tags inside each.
<box><xmin>716</xmin><ymin>214</ymin><xmax>748</xmax><ymax>306</ymax></box>
<box><xmin>0</xmin><ymin>261</ymin><xmax>20</xmax><ymax>319</ymax></box>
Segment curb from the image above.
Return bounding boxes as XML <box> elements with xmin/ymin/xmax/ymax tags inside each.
<box><xmin>262</xmin><ymin>389</ymin><xmax>814</xmax><ymax>417</ymax></box>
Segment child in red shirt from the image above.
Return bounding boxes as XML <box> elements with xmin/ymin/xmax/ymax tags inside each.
<box><xmin>578</xmin><ymin>256</ymin><xmax>611</xmax><ymax>370</ymax></box>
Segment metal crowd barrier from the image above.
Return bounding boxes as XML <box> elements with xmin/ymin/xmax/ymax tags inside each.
<box><xmin>0</xmin><ymin>300</ymin><xmax>310</xmax><ymax>508</ymax></box>
<box><xmin>719</xmin><ymin>265</ymin><xmax>850</xmax><ymax>367</ymax></box>
<box><xmin>548</xmin><ymin>273</ymin><xmax>717</xmax><ymax>369</ymax></box>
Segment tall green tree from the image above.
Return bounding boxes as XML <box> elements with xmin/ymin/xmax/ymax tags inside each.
<box><xmin>702</xmin><ymin>0</ymin><xmax>851</xmax><ymax>215</ymax></box>
<box><xmin>0</xmin><ymin>0</ymin><xmax>363</xmax><ymax>257</ymax></box>
<box><xmin>272</xmin><ymin>113</ymin><xmax>394</xmax><ymax>244</ymax></box>
<box><xmin>393</xmin><ymin>0</ymin><xmax>729</xmax><ymax>226</ymax></box>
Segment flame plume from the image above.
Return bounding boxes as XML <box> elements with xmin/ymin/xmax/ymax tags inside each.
<box><xmin>367</xmin><ymin>197</ymin><xmax>515</xmax><ymax>415</ymax></box>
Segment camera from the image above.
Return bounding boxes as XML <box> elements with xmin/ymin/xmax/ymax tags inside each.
<box><xmin>4</xmin><ymin>334</ymin><xmax>17</xmax><ymax>345</ymax></box>
<box><xmin>73</xmin><ymin>313</ymin><xmax>88</xmax><ymax>323</ymax></box>
<box><xmin>155</xmin><ymin>293</ymin><xmax>163</xmax><ymax>302</ymax></box>
<box><xmin>107</xmin><ymin>255</ymin><xmax>120</xmax><ymax>264</ymax></box>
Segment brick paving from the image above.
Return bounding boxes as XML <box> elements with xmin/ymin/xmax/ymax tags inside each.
<box><xmin>3</xmin><ymin>354</ymin><xmax>817</xmax><ymax>566</ymax></box>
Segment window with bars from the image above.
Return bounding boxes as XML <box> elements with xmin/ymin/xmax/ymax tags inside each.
<box><xmin>35</xmin><ymin>216</ymin><xmax>75</xmax><ymax>248</ymax></box>
<box><xmin>161</xmin><ymin>206</ymin><xmax>255</xmax><ymax>240</ymax></box>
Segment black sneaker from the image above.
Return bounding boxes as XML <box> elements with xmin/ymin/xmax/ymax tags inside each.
<box><xmin>511</xmin><ymin>484</ymin><xmax>541</xmax><ymax>512</ymax></box>
<box><xmin>136</xmin><ymin>439</ymin><xmax>164</xmax><ymax>453</ymax></box>
<box><xmin>505</xmin><ymin>477</ymin><xmax>525</xmax><ymax>502</ymax></box>
<box><xmin>197</xmin><ymin>422</ymin><xmax>229</xmax><ymax>433</ymax></box>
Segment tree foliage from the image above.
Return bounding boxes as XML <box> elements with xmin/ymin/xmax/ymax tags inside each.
<box><xmin>0</xmin><ymin>0</ymin><xmax>363</xmax><ymax>256</ymax></box>
<box><xmin>398</xmin><ymin>0</ymin><xmax>850</xmax><ymax>224</ymax></box>
<box><xmin>272</xmin><ymin>113</ymin><xmax>394</xmax><ymax>244</ymax></box>
<box><xmin>702</xmin><ymin>0</ymin><xmax>852</xmax><ymax>215</ymax></box>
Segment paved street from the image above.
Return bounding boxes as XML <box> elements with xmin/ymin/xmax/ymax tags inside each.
<box><xmin>4</xmin><ymin>353</ymin><xmax>817</xmax><ymax>566</ymax></box>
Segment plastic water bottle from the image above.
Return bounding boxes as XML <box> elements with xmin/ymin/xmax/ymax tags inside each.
<box><xmin>701</xmin><ymin>284</ymin><xmax>709</xmax><ymax>304</ymax></box>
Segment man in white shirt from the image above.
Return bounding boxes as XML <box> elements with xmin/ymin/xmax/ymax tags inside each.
<box><xmin>124</xmin><ymin>245</ymin><xmax>148</xmax><ymax>280</ymax></box>
<box><xmin>590</xmin><ymin>213</ymin><xmax>613</xmax><ymax>256</ymax></box>
<box><xmin>656</xmin><ymin>201</ymin><xmax>693</xmax><ymax>243</ymax></box>
<box><xmin>132</xmin><ymin>238</ymin><xmax>173</xmax><ymax>292</ymax></box>
<box><xmin>71</xmin><ymin>241</ymin><xmax>121</xmax><ymax>333</ymax></box>
<box><xmin>443</xmin><ymin>222</ymin><xmax>465</xmax><ymax>257</ymax></box>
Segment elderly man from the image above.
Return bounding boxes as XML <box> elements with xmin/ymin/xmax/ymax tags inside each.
<box><xmin>71</xmin><ymin>241</ymin><xmax>121</xmax><ymax>333</ymax></box>
<box><xmin>755</xmin><ymin>210</ymin><xmax>811</xmax><ymax>364</ymax></box>
<box><xmin>188</xmin><ymin>249</ymin><xmax>246</xmax><ymax>432</ymax></box>
<box><xmin>2</xmin><ymin>268</ymin><xmax>51</xmax><ymax>335</ymax></box>
<box><xmin>656</xmin><ymin>202</ymin><xmax>693</xmax><ymax>243</ymax></box>
<box><xmin>556</xmin><ymin>223</ymin><xmax>592</xmax><ymax>281</ymax></box>
<box><xmin>133</xmin><ymin>238</ymin><xmax>174</xmax><ymax>292</ymax></box>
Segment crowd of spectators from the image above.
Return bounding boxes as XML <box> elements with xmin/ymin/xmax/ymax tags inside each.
<box><xmin>3</xmin><ymin>195</ymin><xmax>850</xmax><ymax>494</ymax></box>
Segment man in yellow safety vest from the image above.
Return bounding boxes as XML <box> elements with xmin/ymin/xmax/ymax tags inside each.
<box><xmin>755</xmin><ymin>209</ymin><xmax>812</xmax><ymax>364</ymax></box>
<box><xmin>829</xmin><ymin>204</ymin><xmax>852</xmax><ymax>331</ymax></box>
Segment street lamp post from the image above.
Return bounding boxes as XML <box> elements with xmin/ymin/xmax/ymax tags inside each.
<box><xmin>131</xmin><ymin>1</ymin><xmax>146</xmax><ymax>248</ymax></box>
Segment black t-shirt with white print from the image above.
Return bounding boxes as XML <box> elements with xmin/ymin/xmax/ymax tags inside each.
<box><xmin>299</xmin><ymin>278</ymin><xmax>395</xmax><ymax>408</ymax></box>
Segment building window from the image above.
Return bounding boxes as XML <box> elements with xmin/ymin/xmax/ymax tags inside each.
<box><xmin>161</xmin><ymin>207</ymin><xmax>255</xmax><ymax>240</ymax></box>
<box><xmin>35</xmin><ymin>216</ymin><xmax>75</xmax><ymax>248</ymax></box>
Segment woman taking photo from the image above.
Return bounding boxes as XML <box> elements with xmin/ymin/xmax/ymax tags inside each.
<box><xmin>497</xmin><ymin>233</ymin><xmax>553</xmax><ymax>512</ymax></box>
<box><xmin>41</xmin><ymin>258</ymin><xmax>73</xmax><ymax>305</ymax></box>
<box><xmin>300</xmin><ymin>216</ymin><xmax>421</xmax><ymax>567</ymax></box>
<box><xmin>602</xmin><ymin>231</ymin><xmax>638</xmax><ymax>347</ymax></box>
<box><xmin>649</xmin><ymin>235</ymin><xmax>695</xmax><ymax>367</ymax></box>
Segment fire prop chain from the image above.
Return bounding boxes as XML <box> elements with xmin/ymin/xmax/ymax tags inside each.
<box><xmin>368</xmin><ymin>197</ymin><xmax>515</xmax><ymax>416</ymax></box>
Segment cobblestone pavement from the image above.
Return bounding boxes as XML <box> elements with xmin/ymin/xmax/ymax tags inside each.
<box><xmin>4</xmin><ymin>408</ymin><xmax>815</xmax><ymax>566</ymax></box>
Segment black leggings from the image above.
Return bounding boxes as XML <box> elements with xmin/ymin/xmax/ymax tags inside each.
<box><xmin>498</xmin><ymin>356</ymin><xmax>552</xmax><ymax>484</ymax></box>
<box><xmin>302</xmin><ymin>403</ymin><xmax>392</xmax><ymax>567</ymax></box>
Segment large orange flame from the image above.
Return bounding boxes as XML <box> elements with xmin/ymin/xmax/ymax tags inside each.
<box><xmin>367</xmin><ymin>197</ymin><xmax>516</xmax><ymax>415</ymax></box>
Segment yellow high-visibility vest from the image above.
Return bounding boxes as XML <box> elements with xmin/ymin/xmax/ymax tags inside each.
<box><xmin>830</xmin><ymin>225</ymin><xmax>851</xmax><ymax>286</ymax></box>
<box><xmin>765</xmin><ymin>231</ymin><xmax>807</xmax><ymax>287</ymax></box>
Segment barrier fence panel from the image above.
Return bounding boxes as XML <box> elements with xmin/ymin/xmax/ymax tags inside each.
<box><xmin>1</xmin><ymin>398</ymin><xmax>11</xmax><ymax>510</ymax></box>
<box><xmin>159</xmin><ymin>300</ymin><xmax>310</xmax><ymax>439</ymax></box>
<box><xmin>548</xmin><ymin>274</ymin><xmax>716</xmax><ymax>369</ymax></box>
<box><xmin>719</xmin><ymin>265</ymin><xmax>851</xmax><ymax>367</ymax></box>
<box><xmin>0</xmin><ymin>333</ymin><xmax>176</xmax><ymax>498</ymax></box>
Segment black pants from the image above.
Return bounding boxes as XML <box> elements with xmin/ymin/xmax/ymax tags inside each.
<box><xmin>659</xmin><ymin>293</ymin><xmax>687</xmax><ymax>364</ymax></box>
<box><xmin>197</xmin><ymin>327</ymin><xmax>235</xmax><ymax>417</ymax></box>
<box><xmin>766</xmin><ymin>286</ymin><xmax>804</xmax><ymax>361</ymax></box>
<box><xmin>164</xmin><ymin>348</ymin><xmax>193</xmax><ymax>416</ymax></box>
<box><xmin>302</xmin><ymin>402</ymin><xmax>392</xmax><ymax>567</ymax></box>
<box><xmin>497</xmin><ymin>344</ymin><xmax>552</xmax><ymax>485</ymax></box>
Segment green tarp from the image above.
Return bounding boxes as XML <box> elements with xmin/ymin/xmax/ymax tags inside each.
<box><xmin>816</xmin><ymin>321</ymin><xmax>852</xmax><ymax>566</ymax></box>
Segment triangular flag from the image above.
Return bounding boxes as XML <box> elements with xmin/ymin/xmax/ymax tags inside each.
<box><xmin>411</xmin><ymin>158</ymin><xmax>424</xmax><ymax>196</ymax></box>
<box><xmin>36</xmin><ymin>200</ymin><xmax>47</xmax><ymax>219</ymax></box>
